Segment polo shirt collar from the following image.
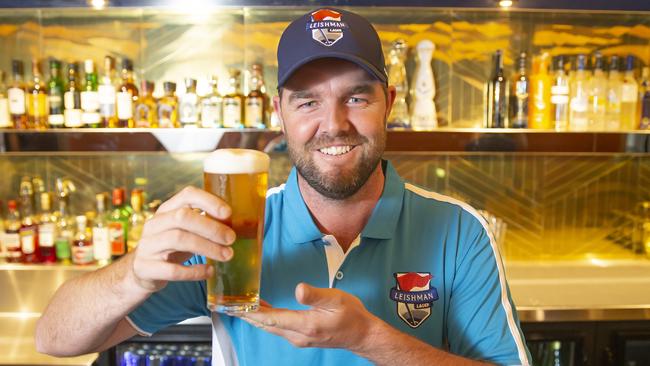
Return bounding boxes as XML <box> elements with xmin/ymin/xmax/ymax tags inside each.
<box><xmin>282</xmin><ymin>160</ymin><xmax>405</xmax><ymax>244</ymax></box>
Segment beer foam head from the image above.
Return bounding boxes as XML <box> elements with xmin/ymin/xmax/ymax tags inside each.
<box><xmin>204</xmin><ymin>148</ymin><xmax>270</xmax><ymax>174</ymax></box>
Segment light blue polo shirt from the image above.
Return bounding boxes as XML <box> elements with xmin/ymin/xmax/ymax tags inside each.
<box><xmin>127</xmin><ymin>161</ymin><xmax>531</xmax><ymax>366</ymax></box>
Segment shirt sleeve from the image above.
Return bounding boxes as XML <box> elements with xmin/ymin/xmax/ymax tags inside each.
<box><xmin>126</xmin><ymin>255</ymin><xmax>211</xmax><ymax>336</ymax></box>
<box><xmin>446</xmin><ymin>211</ymin><xmax>531</xmax><ymax>366</ymax></box>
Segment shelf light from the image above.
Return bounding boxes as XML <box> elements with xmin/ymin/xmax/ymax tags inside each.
<box><xmin>498</xmin><ymin>0</ymin><xmax>514</xmax><ymax>8</ymax></box>
<box><xmin>88</xmin><ymin>0</ymin><xmax>108</xmax><ymax>10</ymax></box>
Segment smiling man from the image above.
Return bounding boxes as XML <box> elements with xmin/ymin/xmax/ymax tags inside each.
<box><xmin>36</xmin><ymin>8</ymin><xmax>531</xmax><ymax>366</ymax></box>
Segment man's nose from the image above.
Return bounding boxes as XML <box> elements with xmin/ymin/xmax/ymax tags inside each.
<box><xmin>320</xmin><ymin>101</ymin><xmax>351</xmax><ymax>133</ymax></box>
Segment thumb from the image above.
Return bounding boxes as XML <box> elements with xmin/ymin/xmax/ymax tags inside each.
<box><xmin>295</xmin><ymin>283</ymin><xmax>341</xmax><ymax>309</ymax></box>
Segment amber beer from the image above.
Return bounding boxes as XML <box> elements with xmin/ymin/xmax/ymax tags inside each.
<box><xmin>203</xmin><ymin>148</ymin><xmax>270</xmax><ymax>313</ymax></box>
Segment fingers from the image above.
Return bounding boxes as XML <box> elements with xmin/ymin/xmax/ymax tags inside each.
<box><xmin>144</xmin><ymin>207</ymin><xmax>236</xmax><ymax>245</ymax></box>
<box><xmin>295</xmin><ymin>283</ymin><xmax>342</xmax><ymax>309</ymax></box>
<box><xmin>158</xmin><ymin>186</ymin><xmax>231</xmax><ymax>221</ymax></box>
<box><xmin>140</xmin><ymin>230</ymin><xmax>234</xmax><ymax>262</ymax></box>
<box><xmin>136</xmin><ymin>259</ymin><xmax>215</xmax><ymax>282</ymax></box>
<box><xmin>238</xmin><ymin>306</ymin><xmax>307</xmax><ymax>333</ymax></box>
<box><xmin>240</xmin><ymin>316</ymin><xmax>316</xmax><ymax>348</ymax></box>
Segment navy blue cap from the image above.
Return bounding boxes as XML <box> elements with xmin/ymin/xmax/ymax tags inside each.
<box><xmin>277</xmin><ymin>8</ymin><xmax>387</xmax><ymax>88</ymax></box>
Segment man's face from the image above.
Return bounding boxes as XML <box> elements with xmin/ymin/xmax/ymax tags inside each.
<box><xmin>275</xmin><ymin>58</ymin><xmax>393</xmax><ymax>200</ymax></box>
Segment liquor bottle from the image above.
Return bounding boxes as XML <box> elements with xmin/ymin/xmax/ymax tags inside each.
<box><xmin>620</xmin><ymin>55</ymin><xmax>638</xmax><ymax>130</ymax></box>
<box><xmin>8</xmin><ymin>60</ymin><xmax>28</xmax><ymax>129</ymax></box>
<box><xmin>47</xmin><ymin>59</ymin><xmax>65</xmax><ymax>128</ymax></box>
<box><xmin>410</xmin><ymin>40</ymin><xmax>437</xmax><ymax>130</ymax></box>
<box><xmin>179</xmin><ymin>78</ymin><xmax>200</xmax><ymax>128</ymax></box>
<box><xmin>529</xmin><ymin>53</ymin><xmax>552</xmax><ymax>129</ymax></box>
<box><xmin>99</xmin><ymin>56</ymin><xmax>118</xmax><ymax>128</ymax></box>
<box><xmin>81</xmin><ymin>59</ymin><xmax>101</xmax><ymax>128</ymax></box>
<box><xmin>38</xmin><ymin>192</ymin><xmax>57</xmax><ymax>263</ymax></box>
<box><xmin>509</xmin><ymin>52</ymin><xmax>529</xmax><ymax>128</ymax></box>
<box><xmin>54</xmin><ymin>194</ymin><xmax>72</xmax><ymax>265</ymax></box>
<box><xmin>19</xmin><ymin>177</ymin><xmax>39</xmax><ymax>263</ymax></box>
<box><xmin>0</xmin><ymin>70</ymin><xmax>10</xmax><ymax>128</ymax></box>
<box><xmin>640</xmin><ymin>67</ymin><xmax>650</xmax><ymax>130</ymax></box>
<box><xmin>72</xmin><ymin>215</ymin><xmax>94</xmax><ymax>265</ymax></box>
<box><xmin>4</xmin><ymin>200</ymin><xmax>22</xmax><ymax>263</ymax></box>
<box><xmin>550</xmin><ymin>55</ymin><xmax>570</xmax><ymax>131</ymax></box>
<box><xmin>605</xmin><ymin>55</ymin><xmax>623</xmax><ymax>131</ymax></box>
<box><xmin>485</xmin><ymin>50</ymin><xmax>508</xmax><ymax>128</ymax></box>
<box><xmin>92</xmin><ymin>193</ymin><xmax>111</xmax><ymax>266</ymax></box>
<box><xmin>116</xmin><ymin>58</ymin><xmax>138</xmax><ymax>128</ymax></box>
<box><xmin>109</xmin><ymin>188</ymin><xmax>129</xmax><ymax>259</ymax></box>
<box><xmin>200</xmin><ymin>75</ymin><xmax>222</xmax><ymax>128</ymax></box>
<box><xmin>569</xmin><ymin>55</ymin><xmax>590</xmax><ymax>131</ymax></box>
<box><xmin>244</xmin><ymin>64</ymin><xmax>268</xmax><ymax>129</ymax></box>
<box><xmin>63</xmin><ymin>62</ymin><xmax>83</xmax><ymax>128</ymax></box>
<box><xmin>134</xmin><ymin>80</ymin><xmax>157</xmax><ymax>128</ymax></box>
<box><xmin>27</xmin><ymin>59</ymin><xmax>48</xmax><ymax>130</ymax></box>
<box><xmin>387</xmin><ymin>39</ymin><xmax>410</xmax><ymax>129</ymax></box>
<box><xmin>222</xmin><ymin>69</ymin><xmax>244</xmax><ymax>128</ymax></box>
<box><xmin>127</xmin><ymin>189</ymin><xmax>145</xmax><ymax>253</ymax></box>
<box><xmin>158</xmin><ymin>81</ymin><xmax>178</xmax><ymax>128</ymax></box>
<box><xmin>588</xmin><ymin>52</ymin><xmax>607</xmax><ymax>131</ymax></box>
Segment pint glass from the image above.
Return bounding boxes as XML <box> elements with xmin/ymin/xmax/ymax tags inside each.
<box><xmin>203</xmin><ymin>148</ymin><xmax>270</xmax><ymax>313</ymax></box>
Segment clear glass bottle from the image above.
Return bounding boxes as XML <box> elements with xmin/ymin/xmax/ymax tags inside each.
<box><xmin>81</xmin><ymin>59</ymin><xmax>101</xmax><ymax>128</ymax></box>
<box><xmin>200</xmin><ymin>75</ymin><xmax>222</xmax><ymax>128</ymax></box>
<box><xmin>550</xmin><ymin>55</ymin><xmax>570</xmax><ymax>131</ymax></box>
<box><xmin>134</xmin><ymin>80</ymin><xmax>158</xmax><ymax>128</ymax></box>
<box><xmin>127</xmin><ymin>189</ymin><xmax>145</xmax><ymax>253</ymax></box>
<box><xmin>157</xmin><ymin>82</ymin><xmax>178</xmax><ymax>128</ymax></box>
<box><xmin>19</xmin><ymin>177</ymin><xmax>40</xmax><ymax>263</ymax></box>
<box><xmin>179</xmin><ymin>78</ymin><xmax>199</xmax><ymax>128</ymax></box>
<box><xmin>485</xmin><ymin>49</ymin><xmax>508</xmax><ymax>128</ymax></box>
<box><xmin>244</xmin><ymin>64</ymin><xmax>268</xmax><ymax>129</ymax></box>
<box><xmin>92</xmin><ymin>193</ymin><xmax>111</xmax><ymax>266</ymax></box>
<box><xmin>116</xmin><ymin>58</ymin><xmax>138</xmax><ymax>128</ymax></box>
<box><xmin>4</xmin><ymin>200</ymin><xmax>22</xmax><ymax>263</ymax></box>
<box><xmin>620</xmin><ymin>55</ymin><xmax>639</xmax><ymax>130</ymax></box>
<box><xmin>387</xmin><ymin>39</ymin><xmax>410</xmax><ymax>129</ymax></box>
<box><xmin>8</xmin><ymin>59</ymin><xmax>28</xmax><ymax>129</ymax></box>
<box><xmin>99</xmin><ymin>56</ymin><xmax>118</xmax><ymax>128</ymax></box>
<box><xmin>588</xmin><ymin>52</ymin><xmax>607</xmax><ymax>131</ymax></box>
<box><xmin>63</xmin><ymin>62</ymin><xmax>83</xmax><ymax>128</ymax></box>
<box><xmin>640</xmin><ymin>67</ymin><xmax>650</xmax><ymax>130</ymax></box>
<box><xmin>222</xmin><ymin>69</ymin><xmax>244</xmax><ymax>128</ymax></box>
<box><xmin>38</xmin><ymin>192</ymin><xmax>57</xmax><ymax>263</ymax></box>
<box><xmin>569</xmin><ymin>54</ymin><xmax>589</xmax><ymax>131</ymax></box>
<box><xmin>0</xmin><ymin>70</ymin><xmax>11</xmax><ymax>128</ymax></box>
<box><xmin>27</xmin><ymin>58</ymin><xmax>48</xmax><ymax>130</ymax></box>
<box><xmin>509</xmin><ymin>51</ymin><xmax>529</xmax><ymax>128</ymax></box>
<box><xmin>72</xmin><ymin>215</ymin><xmax>94</xmax><ymax>265</ymax></box>
<box><xmin>410</xmin><ymin>40</ymin><xmax>437</xmax><ymax>130</ymax></box>
<box><xmin>605</xmin><ymin>55</ymin><xmax>623</xmax><ymax>131</ymax></box>
<box><xmin>47</xmin><ymin>59</ymin><xmax>65</xmax><ymax>128</ymax></box>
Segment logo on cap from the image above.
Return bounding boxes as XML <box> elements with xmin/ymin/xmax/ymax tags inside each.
<box><xmin>389</xmin><ymin>272</ymin><xmax>439</xmax><ymax>328</ymax></box>
<box><xmin>306</xmin><ymin>9</ymin><xmax>348</xmax><ymax>47</ymax></box>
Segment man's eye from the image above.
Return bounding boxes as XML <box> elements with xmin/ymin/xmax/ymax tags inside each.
<box><xmin>348</xmin><ymin>97</ymin><xmax>366</xmax><ymax>104</ymax></box>
<box><xmin>299</xmin><ymin>101</ymin><xmax>317</xmax><ymax>109</ymax></box>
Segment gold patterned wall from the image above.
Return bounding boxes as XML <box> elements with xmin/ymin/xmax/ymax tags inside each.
<box><xmin>0</xmin><ymin>152</ymin><xmax>648</xmax><ymax>261</ymax></box>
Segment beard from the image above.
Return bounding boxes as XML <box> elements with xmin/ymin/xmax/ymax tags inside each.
<box><xmin>287</xmin><ymin>128</ymin><xmax>386</xmax><ymax>200</ymax></box>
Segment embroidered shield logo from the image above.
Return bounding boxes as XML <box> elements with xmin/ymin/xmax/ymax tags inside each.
<box><xmin>306</xmin><ymin>9</ymin><xmax>348</xmax><ymax>47</ymax></box>
<box><xmin>389</xmin><ymin>272</ymin><xmax>439</xmax><ymax>328</ymax></box>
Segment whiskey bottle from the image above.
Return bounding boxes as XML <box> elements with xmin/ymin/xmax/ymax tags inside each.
<box><xmin>588</xmin><ymin>52</ymin><xmax>607</xmax><ymax>131</ymax></box>
<box><xmin>244</xmin><ymin>64</ymin><xmax>268</xmax><ymax>129</ymax></box>
<box><xmin>0</xmin><ymin>70</ymin><xmax>11</xmax><ymax>128</ymax></box>
<box><xmin>222</xmin><ymin>69</ymin><xmax>244</xmax><ymax>128</ymax></box>
<box><xmin>116</xmin><ymin>58</ymin><xmax>138</xmax><ymax>128</ymax></box>
<box><xmin>485</xmin><ymin>50</ymin><xmax>508</xmax><ymax>128</ymax></box>
<box><xmin>63</xmin><ymin>62</ymin><xmax>83</xmax><ymax>128</ymax></box>
<box><xmin>92</xmin><ymin>193</ymin><xmax>111</xmax><ymax>266</ymax></box>
<box><xmin>157</xmin><ymin>81</ymin><xmax>178</xmax><ymax>128</ymax></box>
<box><xmin>179</xmin><ymin>78</ymin><xmax>199</xmax><ymax>128</ymax></box>
<box><xmin>134</xmin><ymin>80</ymin><xmax>157</xmax><ymax>128</ymax></box>
<box><xmin>72</xmin><ymin>215</ymin><xmax>94</xmax><ymax>265</ymax></box>
<box><xmin>200</xmin><ymin>75</ymin><xmax>222</xmax><ymax>128</ymax></box>
<box><xmin>8</xmin><ymin>60</ymin><xmax>28</xmax><ymax>129</ymax></box>
<box><xmin>38</xmin><ymin>192</ymin><xmax>57</xmax><ymax>263</ymax></box>
<box><xmin>529</xmin><ymin>53</ymin><xmax>552</xmax><ymax>129</ymax></box>
<box><xmin>81</xmin><ymin>59</ymin><xmax>101</xmax><ymax>128</ymax></box>
<box><xmin>4</xmin><ymin>200</ymin><xmax>22</xmax><ymax>263</ymax></box>
<box><xmin>19</xmin><ymin>177</ymin><xmax>40</xmax><ymax>263</ymax></box>
<box><xmin>99</xmin><ymin>56</ymin><xmax>118</xmax><ymax>128</ymax></box>
<box><xmin>509</xmin><ymin>52</ymin><xmax>529</xmax><ymax>128</ymax></box>
<box><xmin>620</xmin><ymin>55</ymin><xmax>638</xmax><ymax>130</ymax></box>
<box><xmin>108</xmin><ymin>188</ymin><xmax>129</xmax><ymax>259</ymax></box>
<box><xmin>47</xmin><ymin>59</ymin><xmax>65</xmax><ymax>128</ymax></box>
<box><xmin>27</xmin><ymin>59</ymin><xmax>48</xmax><ymax>129</ymax></box>
<box><xmin>127</xmin><ymin>189</ymin><xmax>145</xmax><ymax>253</ymax></box>
<box><xmin>387</xmin><ymin>39</ymin><xmax>410</xmax><ymax>129</ymax></box>
<box><xmin>550</xmin><ymin>55</ymin><xmax>570</xmax><ymax>131</ymax></box>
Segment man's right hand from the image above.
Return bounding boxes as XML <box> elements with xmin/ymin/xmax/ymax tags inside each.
<box><xmin>131</xmin><ymin>186</ymin><xmax>237</xmax><ymax>292</ymax></box>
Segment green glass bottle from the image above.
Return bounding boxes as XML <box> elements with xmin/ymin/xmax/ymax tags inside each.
<box><xmin>81</xmin><ymin>59</ymin><xmax>101</xmax><ymax>128</ymax></box>
<box><xmin>54</xmin><ymin>195</ymin><xmax>73</xmax><ymax>265</ymax></box>
<box><xmin>47</xmin><ymin>59</ymin><xmax>65</xmax><ymax>128</ymax></box>
<box><xmin>108</xmin><ymin>188</ymin><xmax>130</xmax><ymax>259</ymax></box>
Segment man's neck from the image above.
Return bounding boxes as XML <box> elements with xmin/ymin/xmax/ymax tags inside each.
<box><xmin>297</xmin><ymin>163</ymin><xmax>385</xmax><ymax>253</ymax></box>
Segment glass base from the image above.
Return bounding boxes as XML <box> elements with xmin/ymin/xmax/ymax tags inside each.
<box><xmin>209</xmin><ymin>302</ymin><xmax>259</xmax><ymax>314</ymax></box>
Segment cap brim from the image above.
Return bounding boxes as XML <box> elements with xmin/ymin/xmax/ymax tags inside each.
<box><xmin>278</xmin><ymin>51</ymin><xmax>387</xmax><ymax>88</ymax></box>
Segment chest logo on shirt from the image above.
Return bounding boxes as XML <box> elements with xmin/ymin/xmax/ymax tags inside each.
<box><xmin>389</xmin><ymin>272</ymin><xmax>439</xmax><ymax>328</ymax></box>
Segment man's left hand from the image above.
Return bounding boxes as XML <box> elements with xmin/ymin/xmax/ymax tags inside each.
<box><xmin>237</xmin><ymin>283</ymin><xmax>378</xmax><ymax>352</ymax></box>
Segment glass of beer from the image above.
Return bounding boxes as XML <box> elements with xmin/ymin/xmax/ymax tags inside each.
<box><xmin>203</xmin><ymin>148</ymin><xmax>270</xmax><ymax>313</ymax></box>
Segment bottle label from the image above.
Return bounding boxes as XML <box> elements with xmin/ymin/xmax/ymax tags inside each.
<box><xmin>82</xmin><ymin>112</ymin><xmax>101</xmax><ymax>125</ymax></box>
<box><xmin>55</xmin><ymin>238</ymin><xmax>71</xmax><ymax>260</ymax></box>
<box><xmin>551</xmin><ymin>95</ymin><xmax>569</xmax><ymax>104</ymax></box>
<box><xmin>109</xmin><ymin>222</ymin><xmax>126</xmax><ymax>256</ymax></box>
<box><xmin>81</xmin><ymin>91</ymin><xmax>100</xmax><ymax>112</ymax></box>
<box><xmin>8</xmin><ymin>88</ymin><xmax>25</xmax><ymax>114</ymax></box>
<box><xmin>48</xmin><ymin>94</ymin><xmax>63</xmax><ymax>113</ymax></box>
<box><xmin>158</xmin><ymin>104</ymin><xmax>175</xmax><ymax>128</ymax></box>
<box><xmin>48</xmin><ymin>114</ymin><xmax>65</xmax><ymax>126</ymax></box>
<box><xmin>621</xmin><ymin>84</ymin><xmax>638</xmax><ymax>102</ymax></box>
<box><xmin>223</xmin><ymin>99</ymin><xmax>242</xmax><ymax>128</ymax></box>
<box><xmin>3</xmin><ymin>232</ymin><xmax>20</xmax><ymax>250</ymax></box>
<box><xmin>245</xmin><ymin>96</ymin><xmax>264</xmax><ymax>127</ymax></box>
<box><xmin>19</xmin><ymin>227</ymin><xmax>36</xmax><ymax>254</ymax></box>
<box><xmin>72</xmin><ymin>244</ymin><xmax>94</xmax><ymax>265</ymax></box>
<box><xmin>179</xmin><ymin>94</ymin><xmax>199</xmax><ymax>124</ymax></box>
<box><xmin>570</xmin><ymin>96</ymin><xmax>588</xmax><ymax>112</ymax></box>
<box><xmin>134</xmin><ymin>103</ymin><xmax>152</xmax><ymax>127</ymax></box>
<box><xmin>116</xmin><ymin>91</ymin><xmax>133</xmax><ymax>119</ymax></box>
<box><xmin>201</xmin><ymin>101</ymin><xmax>221</xmax><ymax>128</ymax></box>
<box><xmin>64</xmin><ymin>109</ymin><xmax>83</xmax><ymax>127</ymax></box>
<box><xmin>92</xmin><ymin>227</ymin><xmax>111</xmax><ymax>260</ymax></box>
<box><xmin>64</xmin><ymin>91</ymin><xmax>81</xmax><ymax>109</ymax></box>
<box><xmin>551</xmin><ymin>85</ymin><xmax>569</xmax><ymax>96</ymax></box>
<box><xmin>0</xmin><ymin>98</ymin><xmax>10</xmax><ymax>127</ymax></box>
<box><xmin>98</xmin><ymin>85</ymin><xmax>116</xmax><ymax>117</ymax></box>
<box><xmin>39</xmin><ymin>223</ymin><xmax>55</xmax><ymax>248</ymax></box>
<box><xmin>30</xmin><ymin>94</ymin><xmax>47</xmax><ymax>117</ymax></box>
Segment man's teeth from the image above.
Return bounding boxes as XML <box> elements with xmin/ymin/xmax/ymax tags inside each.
<box><xmin>319</xmin><ymin>145</ymin><xmax>353</xmax><ymax>156</ymax></box>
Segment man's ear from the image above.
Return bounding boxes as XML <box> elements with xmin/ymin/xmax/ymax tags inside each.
<box><xmin>272</xmin><ymin>95</ymin><xmax>285</xmax><ymax>133</ymax></box>
<box><xmin>384</xmin><ymin>85</ymin><xmax>397</xmax><ymax>124</ymax></box>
